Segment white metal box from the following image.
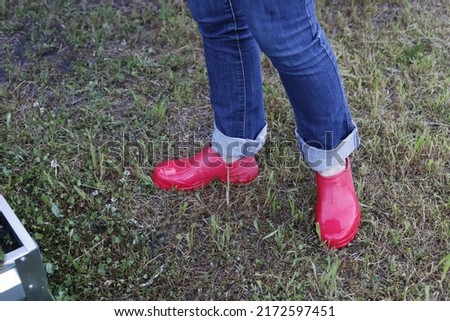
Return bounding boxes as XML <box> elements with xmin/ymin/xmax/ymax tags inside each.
<box><xmin>0</xmin><ymin>195</ymin><xmax>52</xmax><ymax>300</ymax></box>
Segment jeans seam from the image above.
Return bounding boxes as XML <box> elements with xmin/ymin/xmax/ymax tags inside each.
<box><xmin>295</xmin><ymin>0</ymin><xmax>314</xmax><ymax>141</ymax></box>
<box><xmin>228</xmin><ymin>0</ymin><xmax>246</xmax><ymax>138</ymax></box>
<box><xmin>304</xmin><ymin>0</ymin><xmax>315</xmax><ymax>39</ymax></box>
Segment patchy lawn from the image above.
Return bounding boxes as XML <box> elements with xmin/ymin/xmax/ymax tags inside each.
<box><xmin>0</xmin><ymin>0</ymin><xmax>448</xmax><ymax>300</ymax></box>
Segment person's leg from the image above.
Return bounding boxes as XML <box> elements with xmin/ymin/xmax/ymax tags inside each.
<box><xmin>237</xmin><ymin>0</ymin><xmax>359</xmax><ymax>172</ymax></box>
<box><xmin>236</xmin><ymin>0</ymin><xmax>360</xmax><ymax>248</ymax></box>
<box><xmin>152</xmin><ymin>0</ymin><xmax>266</xmax><ymax>190</ymax></box>
<box><xmin>188</xmin><ymin>0</ymin><xmax>267</xmax><ymax>161</ymax></box>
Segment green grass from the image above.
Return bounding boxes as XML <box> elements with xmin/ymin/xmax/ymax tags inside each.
<box><xmin>0</xmin><ymin>0</ymin><xmax>449</xmax><ymax>300</ymax></box>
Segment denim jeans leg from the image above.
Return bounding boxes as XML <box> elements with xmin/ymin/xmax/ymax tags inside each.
<box><xmin>187</xmin><ymin>0</ymin><xmax>267</xmax><ymax>161</ymax></box>
<box><xmin>237</xmin><ymin>0</ymin><xmax>360</xmax><ymax>171</ymax></box>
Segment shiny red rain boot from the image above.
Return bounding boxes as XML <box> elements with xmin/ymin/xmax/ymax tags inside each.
<box><xmin>315</xmin><ymin>158</ymin><xmax>360</xmax><ymax>249</ymax></box>
<box><xmin>151</xmin><ymin>146</ymin><xmax>259</xmax><ymax>191</ymax></box>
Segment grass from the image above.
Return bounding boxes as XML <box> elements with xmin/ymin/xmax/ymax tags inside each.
<box><xmin>0</xmin><ymin>0</ymin><xmax>449</xmax><ymax>300</ymax></box>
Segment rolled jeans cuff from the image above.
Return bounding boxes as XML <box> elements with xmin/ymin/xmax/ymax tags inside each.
<box><xmin>211</xmin><ymin>122</ymin><xmax>268</xmax><ymax>162</ymax></box>
<box><xmin>296</xmin><ymin>126</ymin><xmax>360</xmax><ymax>172</ymax></box>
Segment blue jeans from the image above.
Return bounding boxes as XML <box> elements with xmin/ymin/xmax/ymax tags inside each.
<box><xmin>188</xmin><ymin>0</ymin><xmax>360</xmax><ymax>172</ymax></box>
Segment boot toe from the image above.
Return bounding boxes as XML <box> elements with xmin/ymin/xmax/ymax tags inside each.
<box><xmin>319</xmin><ymin>209</ymin><xmax>360</xmax><ymax>249</ymax></box>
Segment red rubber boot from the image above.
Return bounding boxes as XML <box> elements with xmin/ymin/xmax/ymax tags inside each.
<box><xmin>315</xmin><ymin>158</ymin><xmax>360</xmax><ymax>249</ymax></box>
<box><xmin>151</xmin><ymin>146</ymin><xmax>259</xmax><ymax>191</ymax></box>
